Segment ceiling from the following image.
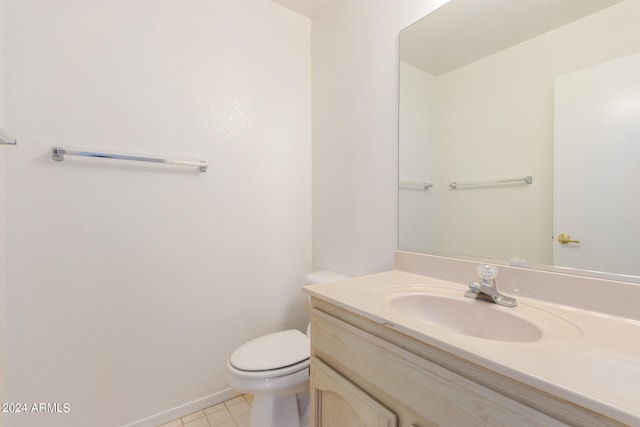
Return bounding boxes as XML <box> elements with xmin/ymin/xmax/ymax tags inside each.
<box><xmin>400</xmin><ymin>0</ymin><xmax>624</xmax><ymax>75</ymax></box>
<box><xmin>270</xmin><ymin>0</ymin><xmax>336</xmax><ymax>18</ymax></box>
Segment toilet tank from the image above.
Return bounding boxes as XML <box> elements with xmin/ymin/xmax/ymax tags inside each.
<box><xmin>304</xmin><ymin>270</ymin><xmax>350</xmax><ymax>337</ymax></box>
<box><xmin>305</xmin><ymin>270</ymin><xmax>350</xmax><ymax>285</ymax></box>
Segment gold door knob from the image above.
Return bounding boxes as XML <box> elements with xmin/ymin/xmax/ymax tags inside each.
<box><xmin>557</xmin><ymin>233</ymin><xmax>580</xmax><ymax>244</ymax></box>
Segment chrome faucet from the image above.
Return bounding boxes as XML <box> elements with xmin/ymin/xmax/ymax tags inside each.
<box><xmin>465</xmin><ymin>264</ymin><xmax>517</xmax><ymax>307</ymax></box>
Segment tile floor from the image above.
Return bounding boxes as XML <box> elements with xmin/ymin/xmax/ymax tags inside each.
<box><xmin>157</xmin><ymin>394</ymin><xmax>253</xmax><ymax>427</ymax></box>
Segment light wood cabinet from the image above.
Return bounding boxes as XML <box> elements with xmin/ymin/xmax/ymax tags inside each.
<box><xmin>311</xmin><ymin>357</ymin><xmax>397</xmax><ymax>427</ymax></box>
<box><xmin>309</xmin><ymin>298</ymin><xmax>625</xmax><ymax>427</ymax></box>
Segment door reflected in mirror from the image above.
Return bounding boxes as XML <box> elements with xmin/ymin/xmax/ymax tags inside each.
<box><xmin>398</xmin><ymin>0</ymin><xmax>640</xmax><ymax>281</ymax></box>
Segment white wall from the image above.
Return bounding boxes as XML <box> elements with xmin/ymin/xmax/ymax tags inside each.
<box><xmin>311</xmin><ymin>0</ymin><xmax>445</xmax><ymax>276</ymax></box>
<box><xmin>3</xmin><ymin>1</ymin><xmax>310</xmax><ymax>426</ymax></box>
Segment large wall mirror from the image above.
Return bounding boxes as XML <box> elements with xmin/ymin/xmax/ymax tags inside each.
<box><xmin>399</xmin><ymin>0</ymin><xmax>640</xmax><ymax>282</ymax></box>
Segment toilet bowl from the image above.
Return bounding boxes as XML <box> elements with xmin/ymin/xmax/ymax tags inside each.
<box><xmin>227</xmin><ymin>329</ymin><xmax>310</xmax><ymax>427</ymax></box>
<box><xmin>226</xmin><ymin>271</ymin><xmax>350</xmax><ymax>427</ymax></box>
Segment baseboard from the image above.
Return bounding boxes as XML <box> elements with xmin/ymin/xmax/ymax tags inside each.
<box><xmin>121</xmin><ymin>388</ymin><xmax>240</xmax><ymax>427</ymax></box>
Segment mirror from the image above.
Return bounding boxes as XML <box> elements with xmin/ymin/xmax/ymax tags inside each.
<box><xmin>399</xmin><ymin>0</ymin><xmax>640</xmax><ymax>282</ymax></box>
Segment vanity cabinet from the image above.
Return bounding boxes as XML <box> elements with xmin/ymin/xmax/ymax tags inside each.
<box><xmin>311</xmin><ymin>357</ymin><xmax>397</xmax><ymax>426</ymax></box>
<box><xmin>309</xmin><ymin>297</ymin><xmax>623</xmax><ymax>427</ymax></box>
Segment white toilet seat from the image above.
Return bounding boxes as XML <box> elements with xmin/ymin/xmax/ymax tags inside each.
<box><xmin>229</xmin><ymin>329</ymin><xmax>310</xmax><ymax>379</ymax></box>
<box><xmin>230</xmin><ymin>329</ymin><xmax>309</xmax><ymax>371</ymax></box>
<box><xmin>228</xmin><ymin>357</ymin><xmax>309</xmax><ymax>379</ymax></box>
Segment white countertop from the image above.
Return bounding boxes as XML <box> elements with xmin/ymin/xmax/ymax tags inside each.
<box><xmin>303</xmin><ymin>270</ymin><xmax>640</xmax><ymax>426</ymax></box>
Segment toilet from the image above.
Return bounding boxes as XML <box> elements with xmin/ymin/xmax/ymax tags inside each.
<box><xmin>226</xmin><ymin>271</ymin><xmax>350</xmax><ymax>427</ymax></box>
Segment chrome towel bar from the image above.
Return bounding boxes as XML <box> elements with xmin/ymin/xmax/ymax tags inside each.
<box><xmin>52</xmin><ymin>147</ymin><xmax>208</xmax><ymax>172</ymax></box>
<box><xmin>449</xmin><ymin>175</ymin><xmax>532</xmax><ymax>189</ymax></box>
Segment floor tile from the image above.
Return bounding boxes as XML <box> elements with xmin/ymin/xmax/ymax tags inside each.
<box><xmin>223</xmin><ymin>396</ymin><xmax>246</xmax><ymax>407</ymax></box>
<box><xmin>182</xmin><ymin>410</ymin><xmax>206</xmax><ymax>423</ymax></box>
<box><xmin>158</xmin><ymin>394</ymin><xmax>253</xmax><ymax>427</ymax></box>
<box><xmin>204</xmin><ymin>403</ymin><xmax>227</xmax><ymax>415</ymax></box>
<box><xmin>227</xmin><ymin>401</ymin><xmax>250</xmax><ymax>419</ymax></box>
<box><xmin>235</xmin><ymin>413</ymin><xmax>250</xmax><ymax>427</ymax></box>
<box><xmin>207</xmin><ymin>408</ymin><xmax>233</xmax><ymax>426</ymax></box>
<box><xmin>184</xmin><ymin>415</ymin><xmax>211</xmax><ymax>427</ymax></box>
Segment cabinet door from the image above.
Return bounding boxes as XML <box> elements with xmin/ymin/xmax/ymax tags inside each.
<box><xmin>310</xmin><ymin>357</ymin><xmax>398</xmax><ymax>427</ymax></box>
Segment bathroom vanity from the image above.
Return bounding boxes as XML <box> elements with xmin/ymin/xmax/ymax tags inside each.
<box><xmin>340</xmin><ymin>1</ymin><xmax>640</xmax><ymax>425</ymax></box>
<box><xmin>303</xmin><ymin>251</ymin><xmax>640</xmax><ymax>427</ymax></box>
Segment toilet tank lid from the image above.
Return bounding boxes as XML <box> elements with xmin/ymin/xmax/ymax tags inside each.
<box><xmin>229</xmin><ymin>329</ymin><xmax>310</xmax><ymax>371</ymax></box>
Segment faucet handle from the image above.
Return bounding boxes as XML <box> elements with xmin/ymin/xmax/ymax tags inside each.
<box><xmin>477</xmin><ymin>264</ymin><xmax>498</xmax><ymax>281</ymax></box>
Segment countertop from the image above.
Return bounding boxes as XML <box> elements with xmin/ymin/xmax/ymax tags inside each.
<box><xmin>303</xmin><ymin>270</ymin><xmax>640</xmax><ymax>426</ymax></box>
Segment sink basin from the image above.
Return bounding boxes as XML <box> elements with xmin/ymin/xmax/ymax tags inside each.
<box><xmin>388</xmin><ymin>292</ymin><xmax>542</xmax><ymax>342</ymax></box>
<box><xmin>376</xmin><ymin>286</ymin><xmax>583</xmax><ymax>343</ymax></box>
